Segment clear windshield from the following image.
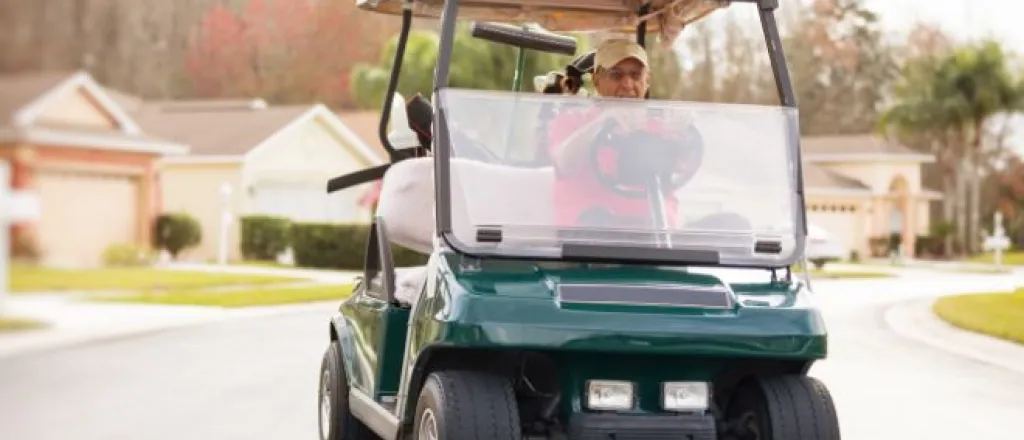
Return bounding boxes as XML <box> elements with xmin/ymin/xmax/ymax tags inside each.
<box><xmin>436</xmin><ymin>88</ymin><xmax>803</xmax><ymax>267</ymax></box>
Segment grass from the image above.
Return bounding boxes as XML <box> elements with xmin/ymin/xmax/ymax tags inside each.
<box><xmin>933</xmin><ymin>290</ymin><xmax>1024</xmax><ymax>346</ymax></box>
<box><xmin>10</xmin><ymin>265</ymin><xmax>303</xmax><ymax>293</ymax></box>
<box><xmin>804</xmin><ymin>269</ymin><xmax>893</xmax><ymax>279</ymax></box>
<box><xmin>0</xmin><ymin>316</ymin><xmax>48</xmax><ymax>333</ymax></box>
<box><xmin>88</xmin><ymin>283</ymin><xmax>355</xmax><ymax>308</ymax></box>
<box><xmin>790</xmin><ymin>263</ymin><xmax>893</xmax><ymax>279</ymax></box>
<box><xmin>967</xmin><ymin>251</ymin><xmax>1024</xmax><ymax>266</ymax></box>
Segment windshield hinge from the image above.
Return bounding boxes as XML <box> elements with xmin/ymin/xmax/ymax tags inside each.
<box><xmin>476</xmin><ymin>226</ymin><xmax>503</xmax><ymax>243</ymax></box>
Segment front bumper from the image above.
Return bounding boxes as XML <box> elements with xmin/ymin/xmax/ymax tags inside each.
<box><xmin>567</xmin><ymin>412</ymin><xmax>716</xmax><ymax>440</ymax></box>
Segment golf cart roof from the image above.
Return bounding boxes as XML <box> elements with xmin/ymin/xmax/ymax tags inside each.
<box><xmin>355</xmin><ymin>0</ymin><xmax>732</xmax><ymax>33</ymax></box>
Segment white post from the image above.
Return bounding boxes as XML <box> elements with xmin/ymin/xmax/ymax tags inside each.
<box><xmin>994</xmin><ymin>212</ymin><xmax>1005</xmax><ymax>267</ymax></box>
<box><xmin>217</xmin><ymin>182</ymin><xmax>233</xmax><ymax>266</ymax></box>
<box><xmin>0</xmin><ymin>160</ymin><xmax>41</xmax><ymax>316</ymax></box>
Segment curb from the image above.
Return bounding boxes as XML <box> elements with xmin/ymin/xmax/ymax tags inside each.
<box><xmin>884</xmin><ymin>296</ymin><xmax>1024</xmax><ymax>376</ymax></box>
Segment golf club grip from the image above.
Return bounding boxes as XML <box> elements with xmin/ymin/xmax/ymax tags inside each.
<box><xmin>470</xmin><ymin>22</ymin><xmax>577</xmax><ymax>56</ymax></box>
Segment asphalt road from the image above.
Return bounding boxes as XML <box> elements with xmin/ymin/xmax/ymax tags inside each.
<box><xmin>1</xmin><ymin>271</ymin><xmax>1023</xmax><ymax>440</ymax></box>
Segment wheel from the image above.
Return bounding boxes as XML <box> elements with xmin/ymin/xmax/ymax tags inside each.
<box><xmin>411</xmin><ymin>370</ymin><xmax>521</xmax><ymax>440</ymax></box>
<box><xmin>811</xmin><ymin>259</ymin><xmax>826</xmax><ymax>270</ymax></box>
<box><xmin>724</xmin><ymin>375</ymin><xmax>840</xmax><ymax>440</ymax></box>
<box><xmin>319</xmin><ymin>341</ymin><xmax>377</xmax><ymax>440</ymax></box>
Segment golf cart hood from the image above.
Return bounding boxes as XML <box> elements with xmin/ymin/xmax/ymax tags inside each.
<box><xmin>433</xmin><ymin>88</ymin><xmax>805</xmax><ymax>269</ymax></box>
<box><xmin>425</xmin><ymin>250</ymin><xmax>827</xmax><ymax>359</ymax></box>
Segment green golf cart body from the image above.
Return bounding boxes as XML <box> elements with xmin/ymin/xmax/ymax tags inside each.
<box><xmin>317</xmin><ymin>1</ymin><xmax>840</xmax><ymax>439</ymax></box>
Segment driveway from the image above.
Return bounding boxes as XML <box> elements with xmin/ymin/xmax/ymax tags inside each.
<box><xmin>0</xmin><ymin>269</ymin><xmax>1022</xmax><ymax>440</ymax></box>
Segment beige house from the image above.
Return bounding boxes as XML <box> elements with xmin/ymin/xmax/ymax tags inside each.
<box><xmin>109</xmin><ymin>97</ymin><xmax>385</xmax><ymax>263</ymax></box>
<box><xmin>802</xmin><ymin>134</ymin><xmax>940</xmax><ymax>259</ymax></box>
<box><xmin>0</xmin><ymin>71</ymin><xmax>187</xmax><ymax>268</ymax></box>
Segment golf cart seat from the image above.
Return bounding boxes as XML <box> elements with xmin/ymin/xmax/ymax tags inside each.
<box><xmin>376</xmin><ymin>156</ymin><xmax>557</xmax><ymax>306</ymax></box>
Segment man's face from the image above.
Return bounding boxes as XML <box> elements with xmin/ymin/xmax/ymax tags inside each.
<box><xmin>593</xmin><ymin>58</ymin><xmax>650</xmax><ymax>99</ymax></box>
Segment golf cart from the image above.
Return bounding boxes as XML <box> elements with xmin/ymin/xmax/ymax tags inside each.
<box><xmin>318</xmin><ymin>0</ymin><xmax>839</xmax><ymax>439</ymax></box>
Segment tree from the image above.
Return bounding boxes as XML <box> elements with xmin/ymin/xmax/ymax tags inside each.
<box><xmin>184</xmin><ymin>0</ymin><xmax>400</xmax><ymax>108</ymax></box>
<box><xmin>881</xmin><ymin>39</ymin><xmax>1024</xmax><ymax>255</ymax></box>
<box><xmin>350</xmin><ymin>25</ymin><xmax>585</xmax><ymax>110</ymax></box>
<box><xmin>782</xmin><ymin>0</ymin><xmax>900</xmax><ymax>135</ymax></box>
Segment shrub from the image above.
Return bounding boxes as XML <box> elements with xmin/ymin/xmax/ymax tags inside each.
<box><xmin>102</xmin><ymin>243</ymin><xmax>153</xmax><ymax>267</ymax></box>
<box><xmin>152</xmin><ymin>212</ymin><xmax>202</xmax><ymax>259</ymax></box>
<box><xmin>240</xmin><ymin>215</ymin><xmax>292</xmax><ymax>261</ymax></box>
<box><xmin>291</xmin><ymin>222</ymin><xmax>428</xmax><ymax>270</ymax></box>
<box><xmin>11</xmin><ymin>232</ymin><xmax>41</xmax><ymax>264</ymax></box>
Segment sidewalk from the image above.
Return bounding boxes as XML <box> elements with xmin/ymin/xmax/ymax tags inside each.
<box><xmin>885</xmin><ymin>296</ymin><xmax>1024</xmax><ymax>376</ymax></box>
<box><xmin>0</xmin><ymin>263</ymin><xmax>365</xmax><ymax>359</ymax></box>
<box><xmin>158</xmin><ymin>262</ymin><xmax>362</xmax><ymax>284</ymax></box>
<box><xmin>0</xmin><ymin>293</ymin><xmax>339</xmax><ymax>360</ymax></box>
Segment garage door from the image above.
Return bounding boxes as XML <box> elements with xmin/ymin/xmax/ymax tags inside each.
<box><xmin>807</xmin><ymin>209</ymin><xmax>857</xmax><ymax>257</ymax></box>
<box><xmin>36</xmin><ymin>170</ymin><xmax>138</xmax><ymax>267</ymax></box>
<box><xmin>251</xmin><ymin>182</ymin><xmax>364</xmax><ymax>223</ymax></box>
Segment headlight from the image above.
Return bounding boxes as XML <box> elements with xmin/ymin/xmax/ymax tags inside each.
<box><xmin>586</xmin><ymin>380</ymin><xmax>634</xmax><ymax>410</ymax></box>
<box><xmin>662</xmin><ymin>382</ymin><xmax>710</xmax><ymax>412</ymax></box>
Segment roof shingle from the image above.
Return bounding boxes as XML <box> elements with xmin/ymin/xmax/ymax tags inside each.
<box><xmin>802</xmin><ymin>162</ymin><xmax>871</xmax><ymax>191</ymax></box>
<box><xmin>131</xmin><ymin>101</ymin><xmax>311</xmax><ymax>156</ymax></box>
<box><xmin>0</xmin><ymin>71</ymin><xmax>76</xmax><ymax>124</ymax></box>
<box><xmin>802</xmin><ymin>134</ymin><xmax>922</xmax><ymax>156</ymax></box>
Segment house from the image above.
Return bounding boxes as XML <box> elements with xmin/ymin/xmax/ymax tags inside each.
<box><xmin>124</xmin><ymin>99</ymin><xmax>384</xmax><ymax>263</ymax></box>
<box><xmin>802</xmin><ymin>134</ymin><xmax>941</xmax><ymax>259</ymax></box>
<box><xmin>0</xmin><ymin>71</ymin><xmax>188</xmax><ymax>268</ymax></box>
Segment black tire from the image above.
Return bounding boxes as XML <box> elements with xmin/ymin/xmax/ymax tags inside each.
<box><xmin>319</xmin><ymin>342</ymin><xmax>377</xmax><ymax>440</ymax></box>
<box><xmin>725</xmin><ymin>375</ymin><xmax>840</xmax><ymax>440</ymax></box>
<box><xmin>411</xmin><ymin>370</ymin><xmax>521</xmax><ymax>440</ymax></box>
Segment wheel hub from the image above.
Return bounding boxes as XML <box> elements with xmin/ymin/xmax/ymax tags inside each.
<box><xmin>418</xmin><ymin>408</ymin><xmax>439</xmax><ymax>440</ymax></box>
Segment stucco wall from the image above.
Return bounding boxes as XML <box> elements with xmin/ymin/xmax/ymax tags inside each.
<box><xmin>241</xmin><ymin>116</ymin><xmax>375</xmax><ymax>223</ymax></box>
<box><xmin>33</xmin><ymin>88</ymin><xmax>118</xmax><ymax>130</ymax></box>
<box><xmin>158</xmin><ymin>162</ymin><xmax>245</xmax><ymax>262</ymax></box>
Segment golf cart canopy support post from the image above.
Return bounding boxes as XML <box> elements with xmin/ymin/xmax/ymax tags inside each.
<box><xmin>430</xmin><ymin>0</ymin><xmax>807</xmax><ymax>268</ymax></box>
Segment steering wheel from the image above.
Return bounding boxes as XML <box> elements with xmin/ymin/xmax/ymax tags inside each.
<box><xmin>588</xmin><ymin>120</ymin><xmax>704</xmax><ymax>199</ymax></box>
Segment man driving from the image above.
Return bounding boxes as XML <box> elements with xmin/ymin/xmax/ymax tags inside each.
<box><xmin>547</xmin><ymin>38</ymin><xmax>698</xmax><ymax>229</ymax></box>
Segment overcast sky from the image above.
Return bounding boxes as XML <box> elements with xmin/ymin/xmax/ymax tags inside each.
<box><xmin>862</xmin><ymin>0</ymin><xmax>1024</xmax><ymax>49</ymax></box>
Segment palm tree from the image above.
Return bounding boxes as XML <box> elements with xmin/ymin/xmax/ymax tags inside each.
<box><xmin>881</xmin><ymin>40</ymin><xmax>1024</xmax><ymax>256</ymax></box>
<box><xmin>941</xmin><ymin>41</ymin><xmax>1024</xmax><ymax>253</ymax></box>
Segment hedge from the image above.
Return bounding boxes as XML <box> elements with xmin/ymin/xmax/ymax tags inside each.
<box><xmin>291</xmin><ymin>222</ymin><xmax>429</xmax><ymax>270</ymax></box>
<box><xmin>241</xmin><ymin>215</ymin><xmax>292</xmax><ymax>261</ymax></box>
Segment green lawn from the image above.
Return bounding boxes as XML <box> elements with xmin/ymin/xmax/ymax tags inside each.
<box><xmin>10</xmin><ymin>265</ymin><xmax>303</xmax><ymax>293</ymax></box>
<box><xmin>88</xmin><ymin>283</ymin><xmax>355</xmax><ymax>308</ymax></box>
<box><xmin>933</xmin><ymin>290</ymin><xmax>1024</xmax><ymax>346</ymax></box>
<box><xmin>805</xmin><ymin>269</ymin><xmax>893</xmax><ymax>279</ymax></box>
<box><xmin>0</xmin><ymin>316</ymin><xmax>48</xmax><ymax>333</ymax></box>
<box><xmin>968</xmin><ymin>251</ymin><xmax>1024</xmax><ymax>266</ymax></box>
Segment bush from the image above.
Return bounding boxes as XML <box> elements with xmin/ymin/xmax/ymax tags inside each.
<box><xmin>291</xmin><ymin>222</ymin><xmax>428</xmax><ymax>270</ymax></box>
<box><xmin>240</xmin><ymin>215</ymin><xmax>292</xmax><ymax>261</ymax></box>
<box><xmin>102</xmin><ymin>243</ymin><xmax>154</xmax><ymax>267</ymax></box>
<box><xmin>152</xmin><ymin>212</ymin><xmax>202</xmax><ymax>259</ymax></box>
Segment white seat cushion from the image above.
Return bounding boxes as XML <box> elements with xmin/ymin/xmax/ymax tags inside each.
<box><xmin>375</xmin><ymin>158</ymin><xmax>436</xmax><ymax>254</ymax></box>
<box><xmin>376</xmin><ymin>156</ymin><xmax>558</xmax><ymax>251</ymax></box>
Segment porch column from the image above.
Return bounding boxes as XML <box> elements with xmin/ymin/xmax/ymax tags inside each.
<box><xmin>136</xmin><ymin>164</ymin><xmax>157</xmax><ymax>250</ymax></box>
<box><xmin>10</xmin><ymin>146</ymin><xmax>37</xmax><ymax>258</ymax></box>
<box><xmin>903</xmin><ymin>195</ymin><xmax>917</xmax><ymax>257</ymax></box>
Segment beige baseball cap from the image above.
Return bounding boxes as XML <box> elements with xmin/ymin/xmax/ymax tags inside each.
<box><xmin>594</xmin><ymin>38</ymin><xmax>649</xmax><ymax>70</ymax></box>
